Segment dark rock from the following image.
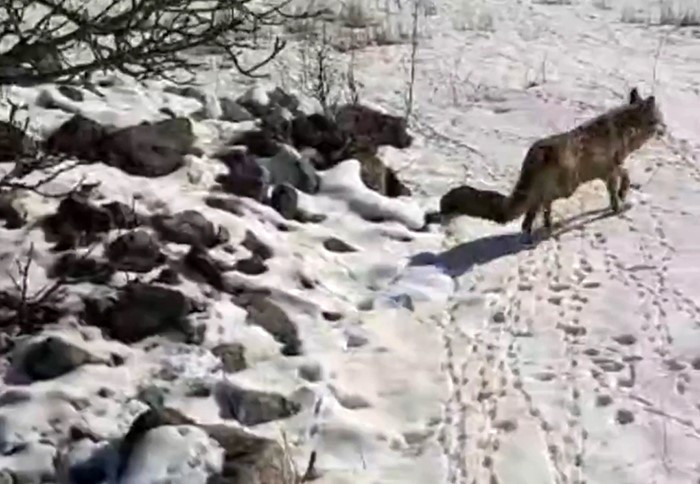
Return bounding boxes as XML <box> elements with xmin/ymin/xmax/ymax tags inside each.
<box><xmin>241</xmin><ymin>230</ymin><xmax>273</xmax><ymax>260</ymax></box>
<box><xmin>106</xmin><ymin>230</ymin><xmax>165</xmax><ymax>272</ymax></box>
<box><xmin>235</xmin><ymin>293</ymin><xmax>301</xmax><ymax>356</ymax></box>
<box><xmin>205</xmin><ymin>195</ymin><xmax>245</xmax><ymax>216</ymax></box>
<box><xmin>262</xmin><ymin>146</ymin><xmax>319</xmax><ymax>194</ymax></box>
<box><xmin>57</xmin><ymin>85</ymin><xmax>84</xmax><ymax>101</ymax></box>
<box><xmin>229</xmin><ymin>129</ymin><xmax>282</xmax><ymax>157</ymax></box>
<box><xmin>295</xmin><ymin>209</ymin><xmax>327</xmax><ymax>224</ymax></box>
<box><xmin>234</xmin><ymin>256</ymin><xmax>268</xmax><ymax>276</ymax></box>
<box><xmin>45</xmin><ymin>114</ymin><xmax>108</xmax><ymax>162</ymax></box>
<box><xmin>321</xmin><ymin>311</ymin><xmax>343</xmax><ymax>322</ymax></box>
<box><xmin>0</xmin><ymin>120</ymin><xmax>37</xmax><ymax>162</ymax></box>
<box><xmin>101</xmin><ymin>118</ymin><xmax>196</xmax><ymax>177</ymax></box>
<box><xmin>151</xmin><ymin>210</ymin><xmax>227</xmax><ymax>248</ymax></box>
<box><xmin>0</xmin><ymin>194</ymin><xmax>25</xmax><ymax>228</ymax></box>
<box><xmin>18</xmin><ymin>336</ymin><xmax>95</xmax><ymax>381</ymax></box>
<box><xmin>136</xmin><ymin>385</ymin><xmax>168</xmax><ymax>408</ymax></box>
<box><xmin>212</xmin><ymin>343</ymin><xmax>247</xmax><ymax>373</ymax></box>
<box><xmin>268</xmin><ymin>87</ymin><xmax>300</xmax><ymax>114</ymax></box>
<box><xmin>84</xmin><ymin>283</ymin><xmax>194</xmax><ymax>343</ymax></box>
<box><xmin>260</xmin><ymin>106</ymin><xmax>293</xmax><ymax>143</ymax></box>
<box><xmin>219</xmin><ymin>98</ymin><xmax>254</xmax><ymax>122</ymax></box>
<box><xmin>323</xmin><ymin>237</ymin><xmax>357</xmax><ymax>253</ymax></box>
<box><xmin>154</xmin><ymin>267</ymin><xmax>180</xmax><ymax>285</ymax></box>
<box><xmin>184</xmin><ymin>246</ymin><xmax>225</xmax><ymax>290</ymax></box>
<box><xmin>215</xmin><ymin>149</ymin><xmax>269</xmax><ymax>200</ymax></box>
<box><xmin>203</xmin><ymin>423</ymin><xmax>296</xmax><ymax>484</ymax></box>
<box><xmin>291</xmin><ymin>113</ymin><xmax>346</xmax><ymax>163</ymax></box>
<box><xmin>334</xmin><ymin>103</ymin><xmax>413</xmax><ymax>149</ymax></box>
<box><xmin>50</xmin><ymin>252</ymin><xmax>114</xmax><ymax>284</ymax></box>
<box><xmin>42</xmin><ymin>193</ymin><xmax>113</xmax><ymax>250</ymax></box>
<box><xmin>120</xmin><ymin>405</ymin><xmax>296</xmax><ymax>484</ymax></box>
<box><xmin>385</xmin><ymin>166</ymin><xmax>411</xmax><ymax>197</ymax></box>
<box><xmin>269</xmin><ymin>184</ymin><xmax>298</xmax><ymax>220</ymax></box>
<box><xmin>213</xmin><ymin>381</ymin><xmax>301</xmax><ymax>425</ymax></box>
<box><xmin>101</xmin><ymin>201</ymin><xmax>145</xmax><ymax>229</ymax></box>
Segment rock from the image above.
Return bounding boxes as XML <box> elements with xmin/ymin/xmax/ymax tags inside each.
<box><xmin>268</xmin><ymin>87</ymin><xmax>300</xmax><ymax>114</ymax></box>
<box><xmin>241</xmin><ymin>230</ymin><xmax>273</xmax><ymax>260</ymax></box>
<box><xmin>101</xmin><ymin>201</ymin><xmax>146</xmax><ymax>229</ymax></box>
<box><xmin>219</xmin><ymin>98</ymin><xmax>254</xmax><ymax>122</ymax></box>
<box><xmin>236</xmin><ymin>85</ymin><xmax>271</xmax><ymax>117</ymax></box>
<box><xmin>212</xmin><ymin>343</ymin><xmax>247</xmax><ymax>373</ymax></box>
<box><xmin>184</xmin><ymin>246</ymin><xmax>226</xmax><ymax>290</ymax></box>
<box><xmin>298</xmin><ymin>361</ymin><xmax>323</xmax><ymax>382</ymax></box>
<box><xmin>234</xmin><ymin>256</ymin><xmax>268</xmax><ymax>276</ymax></box>
<box><xmin>260</xmin><ymin>106</ymin><xmax>293</xmax><ymax>142</ymax></box>
<box><xmin>50</xmin><ymin>251</ymin><xmax>114</xmax><ymax>284</ymax></box>
<box><xmin>85</xmin><ymin>283</ymin><xmax>194</xmax><ymax>343</ymax></box>
<box><xmin>42</xmin><ymin>193</ymin><xmax>113</xmax><ymax>250</ymax></box>
<box><xmin>203</xmin><ymin>423</ymin><xmax>296</xmax><ymax>484</ymax></box>
<box><xmin>215</xmin><ymin>149</ymin><xmax>269</xmax><ymax>200</ymax></box>
<box><xmin>229</xmin><ymin>129</ymin><xmax>282</xmax><ymax>157</ymax></box>
<box><xmin>235</xmin><ymin>293</ymin><xmax>301</xmax><ymax>356</ymax></box>
<box><xmin>291</xmin><ymin>113</ymin><xmax>346</xmax><ymax>164</ymax></box>
<box><xmin>45</xmin><ymin>114</ymin><xmax>109</xmax><ymax>162</ymax></box>
<box><xmin>118</xmin><ymin>406</ymin><xmax>295</xmax><ymax>484</ymax></box>
<box><xmin>214</xmin><ymin>381</ymin><xmax>301</xmax><ymax>425</ymax></box>
<box><xmin>102</xmin><ymin>117</ymin><xmax>196</xmax><ymax>177</ymax></box>
<box><xmin>0</xmin><ymin>193</ymin><xmax>25</xmax><ymax>228</ymax></box>
<box><xmin>0</xmin><ymin>120</ymin><xmax>37</xmax><ymax>162</ymax></box>
<box><xmin>106</xmin><ymin>230</ymin><xmax>166</xmax><ymax>272</ymax></box>
<box><xmin>57</xmin><ymin>85</ymin><xmax>84</xmax><ymax>101</ymax></box>
<box><xmin>260</xmin><ymin>145</ymin><xmax>320</xmax><ymax>194</ymax></box>
<box><xmin>15</xmin><ymin>336</ymin><xmax>96</xmax><ymax>381</ymax></box>
<box><xmin>269</xmin><ymin>184</ymin><xmax>298</xmax><ymax>220</ymax></box>
<box><xmin>155</xmin><ymin>267</ymin><xmax>180</xmax><ymax>285</ymax></box>
<box><xmin>165</xmin><ymin>85</ymin><xmax>222</xmax><ymax>120</ymax></box>
<box><xmin>334</xmin><ymin>103</ymin><xmax>413</xmax><ymax>149</ymax></box>
<box><xmin>205</xmin><ymin>195</ymin><xmax>245</xmax><ymax>216</ymax></box>
<box><xmin>323</xmin><ymin>237</ymin><xmax>357</xmax><ymax>253</ymax></box>
<box><xmin>151</xmin><ymin>210</ymin><xmax>228</xmax><ymax>248</ymax></box>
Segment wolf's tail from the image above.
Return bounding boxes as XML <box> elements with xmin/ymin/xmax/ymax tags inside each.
<box><xmin>437</xmin><ymin>164</ymin><xmax>536</xmax><ymax>224</ymax></box>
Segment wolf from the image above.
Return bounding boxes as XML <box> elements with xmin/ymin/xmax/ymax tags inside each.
<box><xmin>432</xmin><ymin>87</ymin><xmax>665</xmax><ymax>235</ymax></box>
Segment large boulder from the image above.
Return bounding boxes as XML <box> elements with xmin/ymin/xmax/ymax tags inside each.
<box><xmin>44</xmin><ymin>114</ymin><xmax>109</xmax><ymax>161</ymax></box>
<box><xmin>213</xmin><ymin>382</ymin><xmax>301</xmax><ymax>426</ymax></box>
<box><xmin>151</xmin><ymin>210</ymin><xmax>228</xmax><ymax>248</ymax></box>
<box><xmin>105</xmin><ymin>230</ymin><xmax>166</xmax><ymax>272</ymax></box>
<box><xmin>101</xmin><ymin>118</ymin><xmax>196</xmax><ymax>177</ymax></box>
<box><xmin>0</xmin><ymin>120</ymin><xmax>37</xmax><ymax>162</ymax></box>
<box><xmin>334</xmin><ymin>103</ymin><xmax>413</xmax><ymax>149</ymax></box>
<box><xmin>84</xmin><ymin>283</ymin><xmax>195</xmax><ymax>343</ymax></box>
<box><xmin>258</xmin><ymin>144</ymin><xmax>319</xmax><ymax>194</ymax></box>
<box><xmin>215</xmin><ymin>149</ymin><xmax>268</xmax><ymax>200</ymax></box>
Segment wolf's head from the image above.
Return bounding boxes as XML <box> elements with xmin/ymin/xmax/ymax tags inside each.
<box><xmin>628</xmin><ymin>87</ymin><xmax>666</xmax><ymax>138</ymax></box>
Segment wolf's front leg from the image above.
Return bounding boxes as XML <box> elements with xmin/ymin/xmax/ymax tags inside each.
<box><xmin>605</xmin><ymin>172</ymin><xmax>622</xmax><ymax>213</ymax></box>
<box><xmin>521</xmin><ymin>206</ymin><xmax>539</xmax><ymax>234</ymax></box>
<box><xmin>543</xmin><ymin>202</ymin><xmax>553</xmax><ymax>231</ymax></box>
<box><xmin>618</xmin><ymin>167</ymin><xmax>631</xmax><ymax>202</ymax></box>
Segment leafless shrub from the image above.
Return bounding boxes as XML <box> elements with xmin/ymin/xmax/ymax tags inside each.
<box><xmin>339</xmin><ymin>0</ymin><xmax>375</xmax><ymax>28</ymax></box>
<box><xmin>0</xmin><ymin>0</ymin><xmax>324</xmax><ymax>86</ymax></box>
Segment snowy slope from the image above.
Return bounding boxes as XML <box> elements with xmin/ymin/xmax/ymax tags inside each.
<box><xmin>1</xmin><ymin>0</ymin><xmax>700</xmax><ymax>483</ymax></box>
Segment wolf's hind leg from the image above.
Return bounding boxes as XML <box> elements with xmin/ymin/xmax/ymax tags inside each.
<box><xmin>606</xmin><ymin>173</ymin><xmax>621</xmax><ymax>213</ymax></box>
<box><xmin>521</xmin><ymin>206</ymin><xmax>539</xmax><ymax>234</ymax></box>
<box><xmin>543</xmin><ymin>202</ymin><xmax>553</xmax><ymax>231</ymax></box>
<box><xmin>618</xmin><ymin>168</ymin><xmax>630</xmax><ymax>202</ymax></box>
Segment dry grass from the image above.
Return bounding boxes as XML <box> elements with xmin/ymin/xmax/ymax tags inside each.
<box><xmin>659</xmin><ymin>2</ymin><xmax>700</xmax><ymax>26</ymax></box>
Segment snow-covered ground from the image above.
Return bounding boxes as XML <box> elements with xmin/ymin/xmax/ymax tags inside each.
<box><xmin>2</xmin><ymin>0</ymin><xmax>700</xmax><ymax>483</ymax></box>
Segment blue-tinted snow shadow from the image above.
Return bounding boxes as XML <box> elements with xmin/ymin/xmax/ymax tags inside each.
<box><xmin>409</xmin><ymin>232</ymin><xmax>533</xmax><ymax>278</ymax></box>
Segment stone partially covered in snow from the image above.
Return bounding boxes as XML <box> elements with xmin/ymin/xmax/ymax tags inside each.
<box><xmin>270</xmin><ymin>183</ymin><xmax>298</xmax><ymax>220</ymax></box>
<box><xmin>215</xmin><ymin>149</ymin><xmax>269</xmax><ymax>200</ymax></box>
<box><xmin>219</xmin><ymin>97</ymin><xmax>255</xmax><ymax>122</ymax></box>
<box><xmin>258</xmin><ymin>144</ymin><xmax>320</xmax><ymax>194</ymax></box>
<box><xmin>44</xmin><ymin>114</ymin><xmax>109</xmax><ymax>162</ymax></box>
<box><xmin>84</xmin><ymin>283</ymin><xmax>195</xmax><ymax>343</ymax></box>
<box><xmin>151</xmin><ymin>210</ymin><xmax>228</xmax><ymax>248</ymax></box>
<box><xmin>234</xmin><ymin>292</ymin><xmax>302</xmax><ymax>356</ymax></box>
<box><xmin>10</xmin><ymin>335</ymin><xmax>101</xmax><ymax>381</ymax></box>
<box><xmin>41</xmin><ymin>193</ymin><xmax>113</xmax><ymax>250</ymax></box>
<box><xmin>105</xmin><ymin>229</ymin><xmax>166</xmax><ymax>272</ymax></box>
<box><xmin>236</xmin><ymin>85</ymin><xmax>271</xmax><ymax>117</ymax></box>
<box><xmin>0</xmin><ymin>120</ymin><xmax>37</xmax><ymax>162</ymax></box>
<box><xmin>102</xmin><ymin>118</ymin><xmax>196</xmax><ymax>177</ymax></box>
<box><xmin>213</xmin><ymin>381</ymin><xmax>301</xmax><ymax>425</ymax></box>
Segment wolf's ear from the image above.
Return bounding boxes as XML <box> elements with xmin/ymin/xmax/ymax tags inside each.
<box><xmin>629</xmin><ymin>87</ymin><xmax>641</xmax><ymax>104</ymax></box>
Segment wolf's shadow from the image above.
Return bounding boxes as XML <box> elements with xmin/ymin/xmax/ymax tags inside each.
<box><xmin>412</xmin><ymin>205</ymin><xmax>622</xmax><ymax>278</ymax></box>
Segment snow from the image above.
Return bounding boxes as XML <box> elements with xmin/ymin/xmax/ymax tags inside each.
<box><xmin>2</xmin><ymin>0</ymin><xmax>700</xmax><ymax>483</ymax></box>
